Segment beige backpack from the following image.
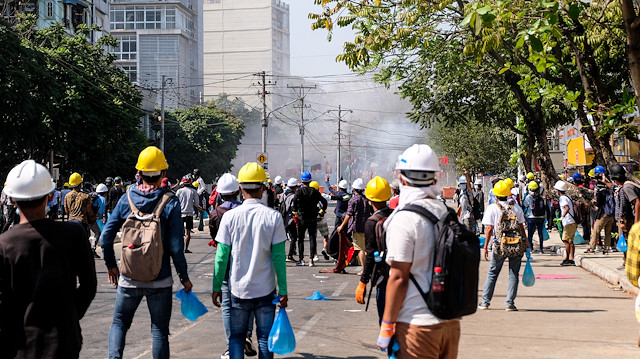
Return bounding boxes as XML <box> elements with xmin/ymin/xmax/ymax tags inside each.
<box><xmin>119</xmin><ymin>191</ymin><xmax>174</xmax><ymax>281</ymax></box>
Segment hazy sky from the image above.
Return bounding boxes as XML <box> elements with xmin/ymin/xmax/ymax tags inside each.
<box><xmin>287</xmin><ymin>1</ymin><xmax>355</xmax><ymax>77</ymax></box>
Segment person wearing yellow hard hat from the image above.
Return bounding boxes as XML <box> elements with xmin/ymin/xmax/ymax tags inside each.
<box><xmin>291</xmin><ymin>171</ymin><xmax>328</xmax><ymax>267</ymax></box>
<box><xmin>63</xmin><ymin>171</ymin><xmax>98</xmax><ymax>257</ymax></box>
<box><xmin>354</xmin><ymin>176</ymin><xmax>393</xmax><ymax>322</ymax></box>
<box><xmin>100</xmin><ymin>145</ymin><xmax>194</xmax><ymax>357</ymax></box>
<box><xmin>211</xmin><ymin>162</ymin><xmax>288</xmax><ymax>359</ymax></box>
<box><xmin>478</xmin><ymin>180</ymin><xmax>528</xmax><ymax>312</ymax></box>
<box><xmin>308</xmin><ymin>180</ymin><xmax>332</xmax><ymax>264</ymax></box>
<box><xmin>522</xmin><ymin>181</ymin><xmax>547</xmax><ymax>255</ymax></box>
<box><xmin>176</xmin><ymin>174</ymin><xmax>203</xmax><ymax>254</ymax></box>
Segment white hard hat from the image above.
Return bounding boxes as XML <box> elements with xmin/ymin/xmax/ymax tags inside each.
<box><xmin>96</xmin><ymin>183</ymin><xmax>108</xmax><ymax>194</ymax></box>
<box><xmin>474</xmin><ymin>178</ymin><xmax>483</xmax><ymax>185</ymax></box>
<box><xmin>518</xmin><ymin>174</ymin><xmax>526</xmax><ymax>181</ymax></box>
<box><xmin>352</xmin><ymin>178</ymin><xmax>365</xmax><ymax>190</ymax></box>
<box><xmin>338</xmin><ymin>179</ymin><xmax>348</xmax><ymax>189</ymax></box>
<box><xmin>217</xmin><ymin>173</ymin><xmax>239</xmax><ymax>195</ymax></box>
<box><xmin>396</xmin><ymin>144</ymin><xmax>440</xmax><ymax>172</ymax></box>
<box><xmin>274</xmin><ymin>176</ymin><xmax>283</xmax><ymax>185</ymax></box>
<box><xmin>458</xmin><ymin>176</ymin><xmax>467</xmax><ymax>184</ymax></box>
<box><xmin>554</xmin><ymin>181</ymin><xmax>568</xmax><ymax>192</ymax></box>
<box><xmin>511</xmin><ymin>187</ymin><xmax>519</xmax><ymax>196</ymax></box>
<box><xmin>287</xmin><ymin>178</ymin><xmax>300</xmax><ymax>187</ymax></box>
<box><xmin>4</xmin><ymin>160</ymin><xmax>56</xmax><ymax>201</ymax></box>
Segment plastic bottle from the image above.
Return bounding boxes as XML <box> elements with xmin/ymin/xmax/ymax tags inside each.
<box><xmin>374</xmin><ymin>251</ymin><xmax>382</xmax><ymax>263</ymax></box>
<box><xmin>431</xmin><ymin>267</ymin><xmax>445</xmax><ymax>292</ymax></box>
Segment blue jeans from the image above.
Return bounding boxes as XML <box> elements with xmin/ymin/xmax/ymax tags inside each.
<box><xmin>108</xmin><ymin>286</ymin><xmax>172</xmax><ymax>359</ymax></box>
<box><xmin>229</xmin><ymin>291</ymin><xmax>276</xmax><ymax>359</ymax></box>
<box><xmin>526</xmin><ymin>217</ymin><xmax>545</xmax><ymax>251</ymax></box>
<box><xmin>222</xmin><ymin>280</ymin><xmax>254</xmax><ymax>345</ymax></box>
<box><xmin>481</xmin><ymin>248</ymin><xmax>522</xmax><ymax>307</ymax></box>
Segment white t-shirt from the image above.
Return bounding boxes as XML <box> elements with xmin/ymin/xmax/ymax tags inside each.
<box><xmin>482</xmin><ymin>201</ymin><xmax>525</xmax><ymax>245</ymax></box>
<box><xmin>216</xmin><ymin>199</ymin><xmax>287</xmax><ymax>299</ymax></box>
<box><xmin>385</xmin><ymin>198</ymin><xmax>449</xmax><ymax>326</ymax></box>
<box><xmin>559</xmin><ymin>195</ymin><xmax>575</xmax><ymax>226</ymax></box>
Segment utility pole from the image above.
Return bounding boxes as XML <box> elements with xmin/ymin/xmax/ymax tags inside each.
<box><xmin>160</xmin><ymin>75</ymin><xmax>166</xmax><ymax>152</ymax></box>
<box><xmin>328</xmin><ymin>105</ymin><xmax>352</xmax><ymax>181</ymax></box>
<box><xmin>287</xmin><ymin>84</ymin><xmax>316</xmax><ymax>173</ymax></box>
<box><xmin>254</xmin><ymin>71</ymin><xmax>275</xmax><ymax>154</ymax></box>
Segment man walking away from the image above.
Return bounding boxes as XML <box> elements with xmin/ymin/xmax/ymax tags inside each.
<box><xmin>473</xmin><ymin>178</ymin><xmax>485</xmax><ymax>234</ymax></box>
<box><xmin>522</xmin><ymin>181</ymin><xmax>547</xmax><ymax>254</ymax></box>
<box><xmin>212</xmin><ymin>162</ymin><xmax>288</xmax><ymax>359</ymax></box>
<box><xmin>309</xmin><ymin>181</ymin><xmax>331</xmax><ymax>260</ymax></box>
<box><xmin>88</xmin><ymin>183</ymin><xmax>108</xmax><ymax>258</ymax></box>
<box><xmin>100</xmin><ymin>146</ymin><xmax>193</xmax><ymax>359</ymax></box>
<box><xmin>60</xmin><ymin>182</ymin><xmax>71</xmax><ymax>221</ymax></box>
<box><xmin>64</xmin><ymin>172</ymin><xmax>94</xmax><ymax>244</ymax></box>
<box><xmin>555</xmin><ymin>181</ymin><xmax>578</xmax><ymax>266</ymax></box>
<box><xmin>176</xmin><ymin>175</ymin><xmax>202</xmax><ymax>253</ymax></box>
<box><xmin>0</xmin><ymin>160</ymin><xmax>97</xmax><ymax>358</ymax></box>
<box><xmin>458</xmin><ymin>176</ymin><xmax>474</xmax><ymax>232</ymax></box>
<box><xmin>588</xmin><ymin>166</ymin><xmax>615</xmax><ymax>254</ymax></box>
<box><xmin>293</xmin><ymin>172</ymin><xmax>327</xmax><ymax>267</ymax></box>
<box><xmin>355</xmin><ymin>176</ymin><xmax>392</xmax><ymax>323</ymax></box>
<box><xmin>378</xmin><ymin>144</ymin><xmax>460</xmax><ymax>359</ymax></box>
<box><xmin>478</xmin><ymin>180</ymin><xmax>528</xmax><ymax>311</ymax></box>
<box><xmin>281</xmin><ymin>178</ymin><xmax>300</xmax><ymax>262</ymax></box>
<box><xmin>337</xmin><ymin>178</ymin><xmax>371</xmax><ymax>273</ymax></box>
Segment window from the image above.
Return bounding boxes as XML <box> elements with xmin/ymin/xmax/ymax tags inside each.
<box><xmin>113</xmin><ymin>35</ymin><xmax>137</xmax><ymax>60</ymax></box>
<box><xmin>46</xmin><ymin>2</ymin><xmax>53</xmax><ymax>18</ymax></box>
<box><xmin>110</xmin><ymin>6</ymin><xmax>174</xmax><ymax>30</ymax></box>
<box><xmin>120</xmin><ymin>65</ymin><xmax>137</xmax><ymax>82</ymax></box>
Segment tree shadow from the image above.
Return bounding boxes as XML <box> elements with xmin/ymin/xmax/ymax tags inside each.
<box><xmin>521</xmin><ymin>309</ymin><xmax>606</xmax><ymax>313</ymax></box>
<box><xmin>291</xmin><ymin>354</ymin><xmax>382</xmax><ymax>359</ymax></box>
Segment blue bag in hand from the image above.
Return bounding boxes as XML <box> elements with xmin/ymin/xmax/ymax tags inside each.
<box><xmin>268</xmin><ymin>307</ymin><xmax>296</xmax><ymax>355</ymax></box>
<box><xmin>573</xmin><ymin>231</ymin><xmax>585</xmax><ymax>245</ymax></box>
<box><xmin>522</xmin><ymin>256</ymin><xmax>535</xmax><ymax>287</ymax></box>
<box><xmin>542</xmin><ymin>225</ymin><xmax>550</xmax><ymax>241</ymax></box>
<box><xmin>617</xmin><ymin>232</ymin><xmax>628</xmax><ymax>253</ymax></box>
<box><xmin>175</xmin><ymin>289</ymin><xmax>208</xmax><ymax>321</ymax></box>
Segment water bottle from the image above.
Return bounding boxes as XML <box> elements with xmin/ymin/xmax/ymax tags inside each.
<box><xmin>431</xmin><ymin>267</ymin><xmax>445</xmax><ymax>292</ymax></box>
<box><xmin>374</xmin><ymin>251</ymin><xmax>382</xmax><ymax>263</ymax></box>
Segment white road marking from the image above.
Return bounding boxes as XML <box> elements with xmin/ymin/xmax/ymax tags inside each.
<box><xmin>295</xmin><ymin>312</ymin><xmax>324</xmax><ymax>342</ymax></box>
<box><xmin>332</xmin><ymin>282</ymin><xmax>348</xmax><ymax>298</ymax></box>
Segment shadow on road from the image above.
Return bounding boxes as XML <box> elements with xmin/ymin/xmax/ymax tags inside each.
<box><xmin>521</xmin><ymin>309</ymin><xmax>606</xmax><ymax>313</ymax></box>
<box><xmin>291</xmin><ymin>354</ymin><xmax>378</xmax><ymax>359</ymax></box>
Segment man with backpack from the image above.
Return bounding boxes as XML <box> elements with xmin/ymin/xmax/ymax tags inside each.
<box><xmin>587</xmin><ymin>166</ymin><xmax>615</xmax><ymax>254</ymax></box>
<box><xmin>292</xmin><ymin>171</ymin><xmax>327</xmax><ymax>267</ymax></box>
<box><xmin>281</xmin><ymin>178</ymin><xmax>300</xmax><ymax>262</ymax></box>
<box><xmin>100</xmin><ymin>146</ymin><xmax>193</xmax><ymax>359</ymax></box>
<box><xmin>522</xmin><ymin>181</ymin><xmax>547</xmax><ymax>254</ymax></box>
<box><xmin>337</xmin><ymin>178</ymin><xmax>370</xmax><ymax>273</ymax></box>
<box><xmin>478</xmin><ymin>179</ymin><xmax>528</xmax><ymax>311</ymax></box>
<box><xmin>176</xmin><ymin>175</ymin><xmax>202</xmax><ymax>254</ymax></box>
<box><xmin>554</xmin><ymin>181</ymin><xmax>578</xmax><ymax>266</ymax></box>
<box><xmin>355</xmin><ymin>176</ymin><xmax>392</xmax><ymax>323</ymax></box>
<box><xmin>378</xmin><ymin>144</ymin><xmax>461</xmax><ymax>359</ymax></box>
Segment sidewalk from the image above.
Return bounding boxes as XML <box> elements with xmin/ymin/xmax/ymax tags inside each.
<box><xmin>541</xmin><ymin>226</ymin><xmax>639</xmax><ymax>296</ymax></box>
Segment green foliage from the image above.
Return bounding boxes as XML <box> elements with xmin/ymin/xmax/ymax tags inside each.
<box><xmin>162</xmin><ymin>104</ymin><xmax>245</xmax><ymax>180</ymax></box>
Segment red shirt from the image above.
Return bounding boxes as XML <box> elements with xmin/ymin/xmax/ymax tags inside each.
<box><xmin>389</xmin><ymin>196</ymin><xmax>399</xmax><ymax>209</ymax></box>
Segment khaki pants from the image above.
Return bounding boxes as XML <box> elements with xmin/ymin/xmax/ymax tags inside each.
<box><xmin>590</xmin><ymin>214</ymin><xmax>614</xmax><ymax>250</ymax></box>
<box><xmin>395</xmin><ymin>320</ymin><xmax>460</xmax><ymax>359</ymax></box>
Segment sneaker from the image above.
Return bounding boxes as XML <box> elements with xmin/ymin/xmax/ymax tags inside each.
<box><xmin>616</xmin><ymin>265</ymin><xmax>625</xmax><ymax>271</ymax></box>
<box><xmin>286</xmin><ymin>255</ymin><xmax>295</xmax><ymax>262</ymax></box>
<box><xmin>322</xmin><ymin>249</ymin><xmax>330</xmax><ymax>260</ymax></box>
<box><xmin>477</xmin><ymin>303</ymin><xmax>490</xmax><ymax>310</ymax></box>
<box><xmin>313</xmin><ymin>255</ymin><xmax>319</xmax><ymax>262</ymax></box>
<box><xmin>184</xmin><ymin>249</ymin><xmax>192</xmax><ymax>254</ymax></box>
<box><xmin>505</xmin><ymin>305</ymin><xmax>518</xmax><ymax>311</ymax></box>
<box><xmin>603</xmin><ymin>250</ymin><xmax>608</xmax><ymax>255</ymax></box>
<box><xmin>221</xmin><ymin>349</ymin><xmax>230</xmax><ymax>359</ymax></box>
<box><xmin>296</xmin><ymin>261</ymin><xmax>305</xmax><ymax>266</ymax></box>
<box><xmin>569</xmin><ymin>260</ymin><xmax>575</xmax><ymax>266</ymax></box>
<box><xmin>309</xmin><ymin>259</ymin><xmax>315</xmax><ymax>267</ymax></box>
<box><xmin>539</xmin><ymin>250</ymin><xmax>544</xmax><ymax>254</ymax></box>
<box><xmin>561</xmin><ymin>259</ymin><xmax>571</xmax><ymax>266</ymax></box>
<box><xmin>244</xmin><ymin>338</ymin><xmax>257</xmax><ymax>357</ymax></box>
<box><xmin>93</xmin><ymin>250</ymin><xmax>101</xmax><ymax>259</ymax></box>
<box><xmin>584</xmin><ymin>249</ymin><xmax>595</xmax><ymax>254</ymax></box>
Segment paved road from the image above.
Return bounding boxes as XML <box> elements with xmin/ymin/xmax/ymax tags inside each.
<box><xmin>80</xmin><ymin>208</ymin><xmax>639</xmax><ymax>358</ymax></box>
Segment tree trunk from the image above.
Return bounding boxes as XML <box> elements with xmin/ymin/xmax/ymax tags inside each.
<box><xmin>576</xmin><ymin>104</ymin><xmax>617</xmax><ymax>166</ymax></box>
<box><xmin>621</xmin><ymin>0</ymin><xmax>640</xmax><ymax>110</ymax></box>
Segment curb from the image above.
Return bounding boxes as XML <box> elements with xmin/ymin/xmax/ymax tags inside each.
<box><xmin>575</xmin><ymin>254</ymin><xmax>640</xmax><ymax>296</ymax></box>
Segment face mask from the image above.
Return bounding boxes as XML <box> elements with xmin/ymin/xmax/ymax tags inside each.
<box><xmin>459</xmin><ymin>184</ymin><xmax>466</xmax><ymax>190</ymax></box>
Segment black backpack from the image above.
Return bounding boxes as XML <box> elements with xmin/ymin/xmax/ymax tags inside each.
<box><xmin>400</xmin><ymin>204</ymin><xmax>480</xmax><ymax>320</ymax></box>
<box><xmin>531</xmin><ymin>195</ymin><xmax>546</xmax><ymax>217</ymax></box>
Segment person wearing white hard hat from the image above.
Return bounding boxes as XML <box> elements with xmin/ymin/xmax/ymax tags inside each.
<box><xmin>457</xmin><ymin>175</ymin><xmax>474</xmax><ymax>232</ymax></box>
<box><xmin>378</xmin><ymin>144</ymin><xmax>461</xmax><ymax>358</ymax></box>
<box><xmin>282</xmin><ymin>177</ymin><xmax>301</xmax><ymax>261</ymax></box>
<box><xmin>337</xmin><ymin>177</ymin><xmax>371</xmax><ymax>274</ymax></box>
<box><xmin>87</xmin><ymin>183</ymin><xmax>109</xmax><ymax>258</ymax></box>
<box><xmin>389</xmin><ymin>179</ymin><xmax>401</xmax><ymax>209</ymax></box>
<box><xmin>555</xmin><ymin>180</ymin><xmax>577</xmax><ymax>266</ymax></box>
<box><xmin>325</xmin><ymin>175</ymin><xmax>352</xmax><ymax>230</ymax></box>
<box><xmin>473</xmin><ymin>178</ymin><xmax>485</xmax><ymax>234</ymax></box>
<box><xmin>0</xmin><ymin>160</ymin><xmax>97</xmax><ymax>358</ymax></box>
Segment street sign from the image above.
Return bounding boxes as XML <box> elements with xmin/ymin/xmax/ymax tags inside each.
<box><xmin>257</xmin><ymin>152</ymin><xmax>268</xmax><ymax>164</ymax></box>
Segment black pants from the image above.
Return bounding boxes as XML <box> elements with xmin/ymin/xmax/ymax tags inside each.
<box><xmin>297</xmin><ymin>218</ymin><xmax>317</xmax><ymax>261</ymax></box>
<box><xmin>286</xmin><ymin>222</ymin><xmax>299</xmax><ymax>259</ymax></box>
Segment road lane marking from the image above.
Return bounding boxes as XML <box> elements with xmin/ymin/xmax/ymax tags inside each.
<box><xmin>295</xmin><ymin>312</ymin><xmax>324</xmax><ymax>342</ymax></box>
<box><xmin>332</xmin><ymin>282</ymin><xmax>348</xmax><ymax>298</ymax></box>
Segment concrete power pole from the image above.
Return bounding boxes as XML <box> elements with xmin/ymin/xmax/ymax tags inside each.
<box><xmin>328</xmin><ymin>105</ymin><xmax>352</xmax><ymax>181</ymax></box>
<box><xmin>287</xmin><ymin>84</ymin><xmax>316</xmax><ymax>173</ymax></box>
<box><xmin>254</xmin><ymin>71</ymin><xmax>275</xmax><ymax>155</ymax></box>
<box><xmin>160</xmin><ymin>75</ymin><xmax>166</xmax><ymax>152</ymax></box>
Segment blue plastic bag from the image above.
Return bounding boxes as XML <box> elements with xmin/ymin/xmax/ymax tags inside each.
<box><xmin>268</xmin><ymin>307</ymin><xmax>296</xmax><ymax>355</ymax></box>
<box><xmin>478</xmin><ymin>236</ymin><xmax>485</xmax><ymax>247</ymax></box>
<box><xmin>523</xmin><ymin>257</ymin><xmax>535</xmax><ymax>287</ymax></box>
<box><xmin>573</xmin><ymin>231</ymin><xmax>585</xmax><ymax>245</ymax></box>
<box><xmin>96</xmin><ymin>219</ymin><xmax>105</xmax><ymax>232</ymax></box>
<box><xmin>617</xmin><ymin>232</ymin><xmax>628</xmax><ymax>252</ymax></box>
<box><xmin>203</xmin><ymin>210</ymin><xmax>208</xmax><ymax>219</ymax></box>
<box><xmin>175</xmin><ymin>289</ymin><xmax>208</xmax><ymax>321</ymax></box>
<box><xmin>542</xmin><ymin>226</ymin><xmax>550</xmax><ymax>241</ymax></box>
<box><xmin>304</xmin><ymin>291</ymin><xmax>329</xmax><ymax>300</ymax></box>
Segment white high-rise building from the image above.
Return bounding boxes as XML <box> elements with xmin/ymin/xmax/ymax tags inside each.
<box><xmin>109</xmin><ymin>0</ymin><xmax>203</xmax><ymax>109</ymax></box>
<box><xmin>202</xmin><ymin>0</ymin><xmax>290</xmax><ymax>102</ymax></box>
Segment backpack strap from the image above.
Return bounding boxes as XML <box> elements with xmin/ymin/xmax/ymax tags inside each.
<box><xmin>127</xmin><ymin>190</ymin><xmax>174</xmax><ymax>219</ymax></box>
<box><xmin>126</xmin><ymin>190</ymin><xmax>144</xmax><ymax>217</ymax></box>
<box><xmin>152</xmin><ymin>192</ymin><xmax>175</xmax><ymax>217</ymax></box>
<box><xmin>400</xmin><ymin>203</ymin><xmax>440</xmax><ymax>223</ymax></box>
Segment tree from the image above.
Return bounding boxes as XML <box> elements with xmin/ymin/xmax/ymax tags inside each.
<box><xmin>161</xmin><ymin>104</ymin><xmax>245</xmax><ymax>180</ymax></box>
<box><xmin>620</xmin><ymin>0</ymin><xmax>640</xmax><ymax>110</ymax></box>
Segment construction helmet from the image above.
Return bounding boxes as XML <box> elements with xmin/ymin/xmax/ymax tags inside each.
<box><xmin>114</xmin><ymin>176</ymin><xmax>123</xmax><ymax>184</ymax></box>
<box><xmin>63</xmin><ymin>182</ymin><xmax>70</xmax><ymax>188</ymax></box>
<box><xmin>572</xmin><ymin>172</ymin><xmax>583</xmax><ymax>181</ymax></box>
<box><xmin>192</xmin><ymin>182</ymin><xmax>199</xmax><ymax>188</ymax></box>
<box><xmin>96</xmin><ymin>183</ymin><xmax>108</xmax><ymax>194</ymax></box>
<box><xmin>493</xmin><ymin>180</ymin><xmax>511</xmax><ymax>197</ymax></box>
<box><xmin>135</xmin><ymin>146</ymin><xmax>168</xmax><ymax>175</ymax></box>
<box><xmin>287</xmin><ymin>178</ymin><xmax>300</xmax><ymax>187</ymax></box>
<box><xmin>554</xmin><ymin>181</ymin><xmax>568</xmax><ymax>192</ymax></box>
<box><xmin>474</xmin><ymin>178</ymin><xmax>483</xmax><ymax>186</ymax></box>
<box><xmin>301</xmin><ymin>171</ymin><xmax>312</xmax><ymax>182</ymax></box>
<box><xmin>274</xmin><ymin>176</ymin><xmax>283</xmax><ymax>185</ymax></box>
<box><xmin>526</xmin><ymin>172</ymin><xmax>535</xmax><ymax>180</ymax></box>
<box><xmin>69</xmin><ymin>172</ymin><xmax>83</xmax><ymax>187</ymax></box>
<box><xmin>594</xmin><ymin>165</ymin><xmax>606</xmax><ymax>174</ymax></box>
<box><xmin>518</xmin><ymin>174</ymin><xmax>526</xmax><ymax>182</ymax></box>
<box><xmin>610</xmin><ymin>164</ymin><xmax>626</xmax><ymax>181</ymax></box>
<box><xmin>504</xmin><ymin>178</ymin><xmax>514</xmax><ymax>190</ymax></box>
<box><xmin>338</xmin><ymin>179</ymin><xmax>348</xmax><ymax>189</ymax></box>
<box><xmin>588</xmin><ymin>168</ymin><xmax>595</xmax><ymax>178</ymax></box>
<box><xmin>181</xmin><ymin>174</ymin><xmax>193</xmax><ymax>184</ymax></box>
<box><xmin>458</xmin><ymin>176</ymin><xmax>467</xmax><ymax>184</ymax></box>
<box><xmin>4</xmin><ymin>160</ymin><xmax>56</xmax><ymax>201</ymax></box>
<box><xmin>560</xmin><ymin>174</ymin><xmax>566</xmax><ymax>180</ymax></box>
<box><xmin>396</xmin><ymin>144</ymin><xmax>440</xmax><ymax>186</ymax></box>
<box><xmin>237</xmin><ymin>162</ymin><xmax>268</xmax><ymax>185</ymax></box>
<box><xmin>105</xmin><ymin>176</ymin><xmax>113</xmax><ymax>186</ymax></box>
<box><xmin>365</xmin><ymin>176</ymin><xmax>392</xmax><ymax>202</ymax></box>
<box><xmin>217</xmin><ymin>173</ymin><xmax>239</xmax><ymax>195</ymax></box>
<box><xmin>309</xmin><ymin>181</ymin><xmax>320</xmax><ymax>190</ymax></box>
<box><xmin>352</xmin><ymin>178</ymin><xmax>365</xmax><ymax>190</ymax></box>
<box><xmin>528</xmin><ymin>181</ymin><xmax>539</xmax><ymax>191</ymax></box>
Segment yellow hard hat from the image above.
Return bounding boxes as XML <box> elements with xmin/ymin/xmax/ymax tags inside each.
<box><xmin>69</xmin><ymin>172</ymin><xmax>83</xmax><ymax>187</ymax></box>
<box><xmin>135</xmin><ymin>146</ymin><xmax>168</xmax><ymax>173</ymax></box>
<box><xmin>309</xmin><ymin>181</ymin><xmax>319</xmax><ymax>190</ymax></box>
<box><xmin>365</xmin><ymin>176</ymin><xmax>392</xmax><ymax>202</ymax></box>
<box><xmin>560</xmin><ymin>174</ymin><xmax>566</xmax><ymax>180</ymax></box>
<box><xmin>588</xmin><ymin>168</ymin><xmax>595</xmax><ymax>178</ymax></box>
<box><xmin>528</xmin><ymin>181</ymin><xmax>539</xmax><ymax>191</ymax></box>
<box><xmin>63</xmin><ymin>182</ymin><xmax>70</xmax><ymax>188</ymax></box>
<box><xmin>192</xmin><ymin>182</ymin><xmax>199</xmax><ymax>188</ymax></box>
<box><xmin>493</xmin><ymin>180</ymin><xmax>511</xmax><ymax>197</ymax></box>
<box><xmin>504</xmin><ymin>178</ymin><xmax>514</xmax><ymax>190</ymax></box>
<box><xmin>237</xmin><ymin>162</ymin><xmax>268</xmax><ymax>183</ymax></box>
<box><xmin>526</xmin><ymin>172</ymin><xmax>535</xmax><ymax>180</ymax></box>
